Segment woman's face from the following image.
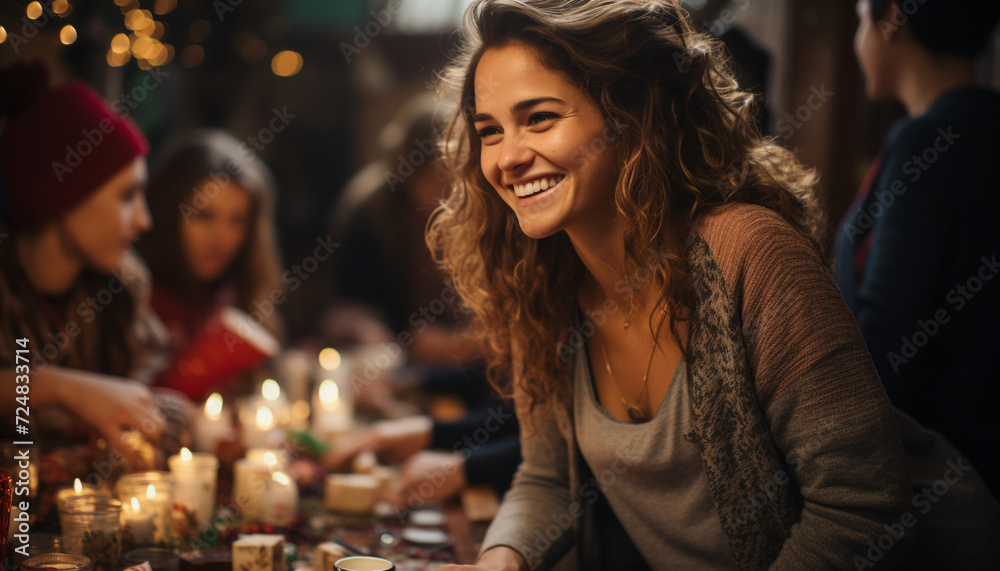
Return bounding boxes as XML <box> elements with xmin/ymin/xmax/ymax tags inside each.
<box><xmin>180</xmin><ymin>180</ymin><xmax>252</xmax><ymax>282</ymax></box>
<box><xmin>473</xmin><ymin>42</ymin><xmax>618</xmax><ymax>239</ymax></box>
<box><xmin>61</xmin><ymin>157</ymin><xmax>151</xmax><ymax>272</ymax></box>
<box><xmin>854</xmin><ymin>0</ymin><xmax>895</xmax><ymax>101</ymax></box>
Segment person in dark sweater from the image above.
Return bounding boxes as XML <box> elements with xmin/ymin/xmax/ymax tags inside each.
<box><xmin>836</xmin><ymin>0</ymin><xmax>1000</xmax><ymax>498</ymax></box>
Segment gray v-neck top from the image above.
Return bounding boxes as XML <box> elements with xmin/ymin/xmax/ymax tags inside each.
<box><xmin>574</xmin><ymin>342</ymin><xmax>737</xmax><ymax>569</ymax></box>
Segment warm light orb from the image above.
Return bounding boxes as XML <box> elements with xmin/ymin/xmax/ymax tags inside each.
<box><xmin>204</xmin><ymin>393</ymin><xmax>223</xmax><ymax>420</ymax></box>
<box><xmin>263</xmin><ymin>452</ymin><xmax>277</xmax><ymax>467</ymax></box>
<box><xmin>131</xmin><ymin>497</ymin><xmax>140</xmax><ymax>511</ymax></box>
<box><xmin>51</xmin><ymin>0</ymin><xmax>69</xmax><ymax>15</ymax></box>
<box><xmin>111</xmin><ymin>33</ymin><xmax>130</xmax><ymax>54</ymax></box>
<box><xmin>271</xmin><ymin>50</ymin><xmax>303</xmax><ymax>77</ymax></box>
<box><xmin>261</xmin><ymin>379</ymin><xmax>281</xmax><ymax>401</ymax></box>
<box><xmin>318</xmin><ymin>379</ymin><xmax>339</xmax><ymax>404</ymax></box>
<box><xmin>272</xmin><ymin>472</ymin><xmax>290</xmax><ymax>486</ymax></box>
<box><xmin>26</xmin><ymin>2</ymin><xmax>43</xmax><ymax>19</ymax></box>
<box><xmin>60</xmin><ymin>25</ymin><xmax>77</xmax><ymax>45</ymax></box>
<box><xmin>0</xmin><ymin>27</ymin><xmax>7</xmax><ymax>44</ymax></box>
<box><xmin>146</xmin><ymin>484</ymin><xmax>156</xmax><ymax>499</ymax></box>
<box><xmin>73</xmin><ymin>478</ymin><xmax>83</xmax><ymax>494</ymax></box>
<box><xmin>318</xmin><ymin>347</ymin><xmax>341</xmax><ymax>370</ymax></box>
<box><xmin>256</xmin><ymin>405</ymin><xmax>275</xmax><ymax>429</ymax></box>
<box><xmin>180</xmin><ymin>447</ymin><xmax>193</xmax><ymax>462</ymax></box>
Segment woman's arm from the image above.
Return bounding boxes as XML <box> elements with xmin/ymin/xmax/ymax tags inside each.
<box><xmin>709</xmin><ymin>205</ymin><xmax>913</xmax><ymax>569</ymax></box>
<box><xmin>474</xmin><ymin>369</ymin><xmax>577</xmax><ymax>570</ymax></box>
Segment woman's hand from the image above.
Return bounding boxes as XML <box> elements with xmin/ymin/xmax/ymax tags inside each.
<box><xmin>437</xmin><ymin>546</ymin><xmax>528</xmax><ymax>571</ymax></box>
<box><xmin>52</xmin><ymin>367</ymin><xmax>165</xmax><ymax>464</ymax></box>
<box><xmin>390</xmin><ymin>450</ymin><xmax>466</xmax><ymax>506</ymax></box>
<box><xmin>325</xmin><ymin>415</ymin><xmax>433</xmax><ymax>469</ymax></box>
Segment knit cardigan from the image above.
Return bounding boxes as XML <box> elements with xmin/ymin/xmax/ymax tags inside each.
<box><xmin>480</xmin><ymin>204</ymin><xmax>913</xmax><ymax>570</ymax></box>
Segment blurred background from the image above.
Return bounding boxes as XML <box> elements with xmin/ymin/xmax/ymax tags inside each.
<box><xmin>2</xmin><ymin>0</ymin><xmax>999</xmax><ymax>340</ymax></box>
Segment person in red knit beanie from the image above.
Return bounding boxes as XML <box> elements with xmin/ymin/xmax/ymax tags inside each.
<box><xmin>0</xmin><ymin>62</ymin><xmax>169</xmax><ymax>468</ymax></box>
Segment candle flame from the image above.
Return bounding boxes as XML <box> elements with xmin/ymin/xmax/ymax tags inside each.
<box><xmin>180</xmin><ymin>447</ymin><xmax>193</xmax><ymax>461</ymax></box>
<box><xmin>205</xmin><ymin>393</ymin><xmax>223</xmax><ymax>420</ymax></box>
<box><xmin>131</xmin><ymin>497</ymin><xmax>140</xmax><ymax>511</ymax></box>
<box><xmin>318</xmin><ymin>347</ymin><xmax>341</xmax><ymax>370</ymax></box>
<box><xmin>256</xmin><ymin>405</ymin><xmax>275</xmax><ymax>429</ymax></box>
<box><xmin>73</xmin><ymin>478</ymin><xmax>82</xmax><ymax>494</ymax></box>
<box><xmin>261</xmin><ymin>379</ymin><xmax>280</xmax><ymax>401</ymax></box>
<box><xmin>146</xmin><ymin>484</ymin><xmax>155</xmax><ymax>499</ymax></box>
<box><xmin>319</xmin><ymin>379</ymin><xmax>339</xmax><ymax>404</ymax></box>
<box><xmin>272</xmin><ymin>472</ymin><xmax>290</xmax><ymax>486</ymax></box>
<box><xmin>263</xmin><ymin>452</ymin><xmax>277</xmax><ymax>467</ymax></box>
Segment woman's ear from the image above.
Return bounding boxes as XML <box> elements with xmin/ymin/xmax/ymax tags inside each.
<box><xmin>881</xmin><ymin>1</ymin><xmax>906</xmax><ymax>42</ymax></box>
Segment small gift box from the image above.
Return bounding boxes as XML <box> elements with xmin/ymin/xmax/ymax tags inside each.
<box><xmin>232</xmin><ymin>534</ymin><xmax>286</xmax><ymax>571</ymax></box>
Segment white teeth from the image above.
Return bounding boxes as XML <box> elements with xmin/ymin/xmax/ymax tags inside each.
<box><xmin>512</xmin><ymin>175</ymin><xmax>563</xmax><ymax>197</ymax></box>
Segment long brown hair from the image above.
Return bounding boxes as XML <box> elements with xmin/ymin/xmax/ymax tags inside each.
<box><xmin>428</xmin><ymin>0</ymin><xmax>824</xmax><ymax>414</ymax></box>
<box><xmin>139</xmin><ymin>130</ymin><xmax>283</xmax><ymax>336</ymax></box>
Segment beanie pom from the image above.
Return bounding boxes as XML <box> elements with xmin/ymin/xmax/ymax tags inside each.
<box><xmin>0</xmin><ymin>61</ymin><xmax>50</xmax><ymax>115</ymax></box>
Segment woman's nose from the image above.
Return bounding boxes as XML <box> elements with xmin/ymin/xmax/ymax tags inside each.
<box><xmin>497</xmin><ymin>133</ymin><xmax>533</xmax><ymax>173</ymax></box>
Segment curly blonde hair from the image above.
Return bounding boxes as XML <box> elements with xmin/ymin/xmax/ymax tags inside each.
<box><xmin>428</xmin><ymin>0</ymin><xmax>824</xmax><ymax>415</ymax></box>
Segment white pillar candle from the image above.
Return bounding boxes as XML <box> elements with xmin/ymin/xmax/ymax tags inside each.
<box><xmin>232</xmin><ymin>458</ymin><xmax>271</xmax><ymax>522</ymax></box>
<box><xmin>122</xmin><ymin>496</ymin><xmax>156</xmax><ymax>546</ymax></box>
<box><xmin>167</xmin><ymin>448</ymin><xmax>219</xmax><ymax>533</ymax></box>
<box><xmin>193</xmin><ymin>393</ymin><xmax>233</xmax><ymax>453</ymax></box>
<box><xmin>258</xmin><ymin>471</ymin><xmax>298</xmax><ymax>527</ymax></box>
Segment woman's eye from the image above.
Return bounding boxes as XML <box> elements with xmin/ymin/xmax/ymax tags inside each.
<box><xmin>476</xmin><ymin>126</ymin><xmax>501</xmax><ymax>138</ymax></box>
<box><xmin>528</xmin><ymin>112</ymin><xmax>558</xmax><ymax>125</ymax></box>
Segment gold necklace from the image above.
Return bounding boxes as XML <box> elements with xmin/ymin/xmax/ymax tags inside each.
<box><xmin>592</xmin><ymin>310</ymin><xmax>666</xmax><ymax>422</ymax></box>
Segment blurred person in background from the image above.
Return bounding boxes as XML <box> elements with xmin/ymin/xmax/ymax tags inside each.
<box><xmin>138</xmin><ymin>130</ymin><xmax>284</xmax><ymax>401</ymax></box>
<box><xmin>837</xmin><ymin>0</ymin><xmax>1000</xmax><ymax>499</ymax></box>
<box><xmin>0</xmin><ymin>62</ymin><xmax>166</xmax><ymax>467</ymax></box>
<box><xmin>323</xmin><ymin>94</ymin><xmax>521</xmax><ymax>504</ymax></box>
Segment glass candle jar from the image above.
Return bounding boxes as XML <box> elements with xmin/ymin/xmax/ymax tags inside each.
<box><xmin>20</xmin><ymin>553</ymin><xmax>93</xmax><ymax>571</ymax></box>
<box><xmin>59</xmin><ymin>495</ymin><xmax>121</xmax><ymax>571</ymax></box>
<box><xmin>167</xmin><ymin>450</ymin><xmax>218</xmax><ymax>536</ymax></box>
<box><xmin>116</xmin><ymin>471</ymin><xmax>175</xmax><ymax>548</ymax></box>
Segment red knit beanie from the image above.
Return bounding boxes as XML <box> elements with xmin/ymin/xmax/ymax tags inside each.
<box><xmin>0</xmin><ymin>62</ymin><xmax>149</xmax><ymax>229</ymax></box>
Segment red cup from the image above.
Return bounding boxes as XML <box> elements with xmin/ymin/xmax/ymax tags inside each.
<box><xmin>156</xmin><ymin>307</ymin><xmax>279</xmax><ymax>400</ymax></box>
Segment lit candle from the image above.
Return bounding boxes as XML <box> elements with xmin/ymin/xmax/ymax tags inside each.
<box><xmin>122</xmin><ymin>496</ymin><xmax>156</xmax><ymax>546</ymax></box>
<box><xmin>311</xmin><ymin>376</ymin><xmax>353</xmax><ymax>450</ymax></box>
<box><xmin>258</xmin><ymin>471</ymin><xmax>298</xmax><ymax>527</ymax></box>
<box><xmin>193</xmin><ymin>393</ymin><xmax>233</xmax><ymax>453</ymax></box>
<box><xmin>57</xmin><ymin>479</ymin><xmax>97</xmax><ymax>510</ymax></box>
<box><xmin>168</xmin><ymin>447</ymin><xmax>219</xmax><ymax>535</ymax></box>
<box><xmin>241</xmin><ymin>401</ymin><xmax>285</xmax><ymax>449</ymax></box>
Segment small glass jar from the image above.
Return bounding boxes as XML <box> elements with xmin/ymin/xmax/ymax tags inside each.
<box><xmin>59</xmin><ymin>495</ymin><xmax>122</xmax><ymax>571</ymax></box>
<box><xmin>20</xmin><ymin>553</ymin><xmax>93</xmax><ymax>571</ymax></box>
<box><xmin>167</xmin><ymin>452</ymin><xmax>219</xmax><ymax>535</ymax></box>
<box><xmin>117</xmin><ymin>471</ymin><xmax>175</xmax><ymax>548</ymax></box>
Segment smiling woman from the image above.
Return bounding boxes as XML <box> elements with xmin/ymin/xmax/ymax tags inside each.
<box><xmin>428</xmin><ymin>1</ymin><xmax>918</xmax><ymax>570</ymax></box>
